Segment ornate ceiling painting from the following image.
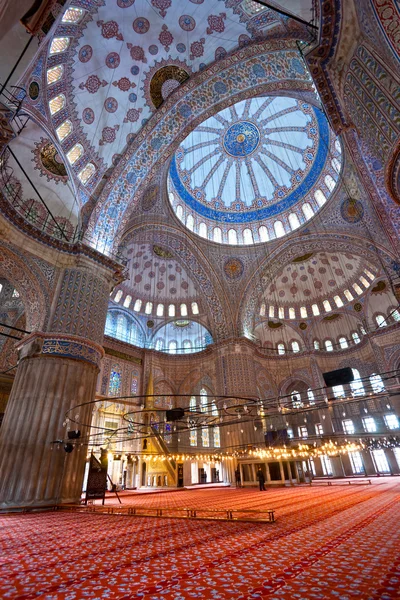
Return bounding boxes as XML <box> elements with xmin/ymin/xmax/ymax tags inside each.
<box><xmin>168</xmin><ymin>95</ymin><xmax>341</xmax><ymax>243</ymax></box>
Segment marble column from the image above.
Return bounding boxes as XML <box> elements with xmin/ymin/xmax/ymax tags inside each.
<box><xmin>0</xmin><ymin>257</ymin><xmax>121</xmax><ymax>508</ymax></box>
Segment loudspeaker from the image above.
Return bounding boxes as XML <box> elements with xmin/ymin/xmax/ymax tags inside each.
<box><xmin>166</xmin><ymin>408</ymin><xmax>185</xmax><ymax>422</ymax></box>
<box><xmin>68</xmin><ymin>430</ymin><xmax>81</xmax><ymax>439</ymax></box>
<box><xmin>323</xmin><ymin>367</ymin><xmax>354</xmax><ymax>387</ymax></box>
<box><xmin>265</xmin><ymin>429</ymin><xmax>288</xmax><ymax>447</ymax></box>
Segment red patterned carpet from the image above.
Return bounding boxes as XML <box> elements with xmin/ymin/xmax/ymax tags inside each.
<box><xmin>1</xmin><ymin>480</ymin><xmax>399</xmax><ymax>599</ymax></box>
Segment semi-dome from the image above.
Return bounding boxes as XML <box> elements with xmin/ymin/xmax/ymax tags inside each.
<box><xmin>168</xmin><ymin>95</ymin><xmax>342</xmax><ymax>245</ymax></box>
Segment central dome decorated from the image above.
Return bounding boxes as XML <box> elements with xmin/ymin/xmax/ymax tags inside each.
<box><xmin>168</xmin><ymin>96</ymin><xmax>342</xmax><ymax>245</ymax></box>
<box><xmin>223</xmin><ymin>121</ymin><xmax>260</xmax><ymax>157</ymax></box>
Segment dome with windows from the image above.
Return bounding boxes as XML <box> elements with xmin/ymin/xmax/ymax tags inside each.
<box><xmin>168</xmin><ymin>96</ymin><xmax>342</xmax><ymax>245</ymax></box>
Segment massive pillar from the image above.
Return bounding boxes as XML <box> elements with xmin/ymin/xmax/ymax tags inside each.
<box><xmin>0</xmin><ymin>253</ymin><xmax>122</xmax><ymax>508</ymax></box>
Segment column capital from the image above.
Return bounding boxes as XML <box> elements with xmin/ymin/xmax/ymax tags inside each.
<box><xmin>16</xmin><ymin>332</ymin><xmax>104</xmax><ymax>370</ymax></box>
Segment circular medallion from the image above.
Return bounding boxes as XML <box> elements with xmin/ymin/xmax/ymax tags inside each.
<box><xmin>223</xmin><ymin>121</ymin><xmax>260</xmax><ymax>157</ymax></box>
<box><xmin>224</xmin><ymin>258</ymin><xmax>244</xmax><ymax>280</ymax></box>
<box><xmin>353</xmin><ymin>303</ymin><xmax>362</xmax><ymax>312</ymax></box>
<box><xmin>133</xmin><ymin>17</ymin><xmax>150</xmax><ymax>34</ymax></box>
<box><xmin>340</xmin><ymin>198</ymin><xmax>364</xmax><ymax>223</ymax></box>
<box><xmin>28</xmin><ymin>81</ymin><xmax>39</xmax><ymax>101</ymax></box>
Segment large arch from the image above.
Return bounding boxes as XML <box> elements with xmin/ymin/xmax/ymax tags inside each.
<box><xmin>0</xmin><ymin>242</ymin><xmax>49</xmax><ymax>332</ymax></box>
<box><xmin>238</xmin><ymin>232</ymin><xmax>400</xmax><ymax>337</ymax></box>
<box><xmin>85</xmin><ymin>40</ymin><xmax>316</xmax><ymax>253</ymax></box>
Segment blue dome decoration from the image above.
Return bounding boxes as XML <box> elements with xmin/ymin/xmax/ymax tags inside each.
<box><xmin>223</xmin><ymin>121</ymin><xmax>260</xmax><ymax>157</ymax></box>
<box><xmin>168</xmin><ymin>96</ymin><xmax>342</xmax><ymax>244</ymax></box>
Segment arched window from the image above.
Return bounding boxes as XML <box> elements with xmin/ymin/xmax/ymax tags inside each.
<box><xmin>199</xmin><ymin>222</ymin><xmax>208</xmax><ymax>238</ymax></box>
<box><xmin>325</xmin><ymin>175</ymin><xmax>336</xmax><ymax>192</ymax></box>
<box><xmin>376</xmin><ymin>314</ymin><xmax>386</xmax><ymax>328</ymax></box>
<box><xmin>314</xmin><ymin>189</ymin><xmax>327</xmax><ymax>207</ymax></box>
<box><xmin>145</xmin><ymin>302</ymin><xmax>153</xmax><ymax>314</ymax></box>
<box><xmin>123</xmin><ymin>295</ymin><xmax>132</xmax><ymax>308</ymax></box>
<box><xmin>278</xmin><ymin>306</ymin><xmax>284</xmax><ymax>320</ymax></box>
<box><xmin>211</xmin><ymin>402</ymin><xmax>218</xmax><ymax>417</ymax></box>
<box><xmin>274</xmin><ymin>220</ymin><xmax>285</xmax><ymax>238</ymax></box>
<box><xmin>190</xmin><ymin>428</ymin><xmax>197</xmax><ymax>446</ymax></box>
<box><xmin>176</xmin><ymin>205</ymin><xmax>183</xmax><ymax>220</ymax></box>
<box><xmin>114</xmin><ymin>290</ymin><xmax>123</xmax><ymax>303</ymax></box>
<box><xmin>180</xmin><ymin>303</ymin><xmax>188</xmax><ymax>317</ymax></box>
<box><xmin>332</xmin><ymin>384</ymin><xmax>345</xmax><ymax>398</ymax></box>
<box><xmin>288</xmin><ymin>307</ymin><xmax>296</xmax><ymax>319</ymax></box>
<box><xmin>243</xmin><ymin>228</ymin><xmax>253</xmax><ymax>244</ymax></box>
<box><xmin>351</xmin><ymin>368</ymin><xmax>365</xmax><ymax>396</ymax></box>
<box><xmin>335</xmin><ymin>139</ymin><xmax>341</xmax><ymax>153</ymax></box>
<box><xmin>108</xmin><ymin>364</ymin><xmax>122</xmax><ymax>396</ymax></box>
<box><xmin>155</xmin><ymin>338</ymin><xmax>163</xmax><ymax>351</ymax></box>
<box><xmin>202</xmin><ymin>427</ymin><xmax>210</xmax><ymax>447</ymax></box>
<box><xmin>291</xmin><ymin>391</ymin><xmax>302</xmax><ymax>408</ymax></box>
<box><xmin>339</xmin><ymin>336</ymin><xmax>348</xmax><ymax>349</ymax></box>
<box><xmin>183</xmin><ymin>340</ymin><xmax>191</xmax><ymax>354</ymax></box>
<box><xmin>213</xmin><ymin>426</ymin><xmax>220</xmax><ymax>448</ymax></box>
<box><xmin>370</xmin><ymin>374</ymin><xmax>385</xmax><ymax>394</ymax></box>
<box><xmin>331</xmin><ymin>158</ymin><xmax>341</xmax><ymax>173</ymax></box>
<box><xmin>168</xmin><ymin>340</ymin><xmax>177</xmax><ymax>354</ymax></box>
<box><xmin>156</xmin><ymin>303</ymin><xmax>164</xmax><ymax>317</ymax></box>
<box><xmin>190</xmin><ymin>396</ymin><xmax>196</xmax><ymax>411</ymax></box>
<box><xmin>302</xmin><ymin>203</ymin><xmax>314</xmax><ymax>220</ymax></box>
<box><xmin>200</xmin><ymin>388</ymin><xmax>208</xmax><ymax>413</ymax></box>
<box><xmin>133</xmin><ymin>299</ymin><xmax>142</xmax><ymax>312</ymax></box>
<box><xmin>56</xmin><ymin>120</ymin><xmax>72</xmax><ymax>141</ymax></box>
<box><xmin>288</xmin><ymin>213</ymin><xmax>300</xmax><ymax>231</ymax></box>
<box><xmin>307</xmin><ymin>389</ymin><xmax>315</xmax><ymax>405</ymax></box>
<box><xmin>292</xmin><ymin>340</ymin><xmax>300</xmax><ymax>353</ymax></box>
<box><xmin>344</xmin><ymin>289</ymin><xmax>354</xmax><ymax>302</ymax></box>
<box><xmin>49</xmin><ymin>36</ymin><xmax>70</xmax><ymax>54</ymax></box>
<box><xmin>116</xmin><ymin>314</ymin><xmax>126</xmax><ymax>340</ymax></box>
<box><xmin>334</xmin><ymin>295</ymin><xmax>343</xmax><ymax>308</ymax></box>
<box><xmin>323</xmin><ymin>300</ymin><xmax>332</xmax><ymax>312</ymax></box>
<box><xmin>277</xmin><ymin>343</ymin><xmax>285</xmax><ymax>355</ymax></box>
<box><xmin>352</xmin><ymin>332</ymin><xmax>361</xmax><ymax>344</ymax></box>
<box><xmin>47</xmin><ymin>64</ymin><xmax>64</xmax><ymax>84</ymax></box>
<box><xmin>258</xmin><ymin>225</ymin><xmax>269</xmax><ymax>242</ymax></box>
<box><xmin>131</xmin><ymin>371</ymin><xmax>139</xmax><ymax>394</ymax></box>
<box><xmin>325</xmin><ymin>339</ymin><xmax>333</xmax><ymax>352</ymax></box>
<box><xmin>364</xmin><ymin>269</ymin><xmax>375</xmax><ymax>280</ymax></box>
<box><xmin>312</xmin><ymin>304</ymin><xmax>320</xmax><ymax>316</ymax></box>
<box><xmin>313</xmin><ymin>339</ymin><xmax>320</xmax><ymax>350</ymax></box>
<box><xmin>392</xmin><ymin>309</ymin><xmax>400</xmax><ymax>322</ymax></box>
<box><xmin>168</xmin><ymin>304</ymin><xmax>175</xmax><ymax>317</ymax></box>
<box><xmin>186</xmin><ymin>214</ymin><xmax>194</xmax><ymax>231</ymax></box>
<box><xmin>269</xmin><ymin>306</ymin><xmax>275</xmax><ymax>318</ymax></box>
<box><xmin>360</xmin><ymin>276</ymin><xmax>370</xmax><ymax>288</ymax></box>
<box><xmin>352</xmin><ymin>283</ymin><xmax>363</xmax><ymax>296</ymax></box>
<box><xmin>78</xmin><ymin>163</ymin><xmax>96</xmax><ymax>184</ymax></box>
<box><xmin>228</xmin><ymin>229</ymin><xmax>238</xmax><ymax>245</ymax></box>
<box><xmin>105</xmin><ymin>312</ymin><xmax>113</xmax><ymax>334</ymax></box>
<box><xmin>191</xmin><ymin>302</ymin><xmax>199</xmax><ymax>315</ymax></box>
<box><xmin>260</xmin><ymin>303</ymin><xmax>266</xmax><ymax>317</ymax></box>
<box><xmin>300</xmin><ymin>306</ymin><xmax>307</xmax><ymax>318</ymax></box>
<box><xmin>213</xmin><ymin>227</ymin><xmax>222</xmax><ymax>243</ymax></box>
<box><xmin>66</xmin><ymin>143</ymin><xmax>84</xmax><ymax>165</ymax></box>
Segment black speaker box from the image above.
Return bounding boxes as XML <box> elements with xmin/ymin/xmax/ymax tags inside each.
<box><xmin>166</xmin><ymin>408</ymin><xmax>185</xmax><ymax>422</ymax></box>
<box><xmin>68</xmin><ymin>430</ymin><xmax>81</xmax><ymax>439</ymax></box>
<box><xmin>265</xmin><ymin>429</ymin><xmax>288</xmax><ymax>447</ymax></box>
<box><xmin>323</xmin><ymin>367</ymin><xmax>354</xmax><ymax>387</ymax></box>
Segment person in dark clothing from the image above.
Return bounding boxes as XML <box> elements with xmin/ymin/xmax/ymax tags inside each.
<box><xmin>235</xmin><ymin>468</ymin><xmax>241</xmax><ymax>487</ymax></box>
<box><xmin>257</xmin><ymin>467</ymin><xmax>266</xmax><ymax>491</ymax></box>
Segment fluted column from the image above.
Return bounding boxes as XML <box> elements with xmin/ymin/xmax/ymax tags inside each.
<box><xmin>0</xmin><ymin>256</ymin><xmax>121</xmax><ymax>508</ymax></box>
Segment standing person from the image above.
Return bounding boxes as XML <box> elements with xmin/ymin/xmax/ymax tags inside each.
<box><xmin>257</xmin><ymin>467</ymin><xmax>266</xmax><ymax>491</ymax></box>
<box><xmin>235</xmin><ymin>468</ymin><xmax>241</xmax><ymax>488</ymax></box>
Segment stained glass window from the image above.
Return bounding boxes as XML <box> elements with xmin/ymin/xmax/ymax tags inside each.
<box><xmin>213</xmin><ymin>426</ymin><xmax>220</xmax><ymax>448</ymax></box>
<box><xmin>339</xmin><ymin>336</ymin><xmax>348</xmax><ymax>349</ymax></box>
<box><xmin>131</xmin><ymin>371</ymin><xmax>138</xmax><ymax>395</ymax></box>
<box><xmin>62</xmin><ymin>7</ymin><xmax>84</xmax><ymax>22</ymax></box>
<box><xmin>49</xmin><ymin>94</ymin><xmax>66</xmax><ymax>115</ymax></box>
<box><xmin>277</xmin><ymin>343</ymin><xmax>285</xmax><ymax>355</ymax></box>
<box><xmin>370</xmin><ymin>373</ymin><xmax>384</xmax><ymax>393</ymax></box>
<box><xmin>300</xmin><ymin>306</ymin><xmax>307</xmax><ymax>318</ymax></box>
<box><xmin>289</xmin><ymin>307</ymin><xmax>295</xmax><ymax>319</ymax></box>
<box><xmin>191</xmin><ymin>302</ymin><xmax>199</xmax><ymax>315</ymax></box>
<box><xmin>200</xmin><ymin>388</ymin><xmax>208</xmax><ymax>413</ymax></box>
<box><xmin>109</xmin><ymin>364</ymin><xmax>122</xmax><ymax>396</ymax></box>
<box><xmin>351</xmin><ymin>369</ymin><xmax>365</xmax><ymax>396</ymax></box>
<box><xmin>78</xmin><ymin>163</ymin><xmax>95</xmax><ymax>184</ymax></box>
<box><xmin>190</xmin><ymin>428</ymin><xmax>197</xmax><ymax>446</ymax></box>
<box><xmin>47</xmin><ymin>65</ymin><xmax>64</xmax><ymax>85</ymax></box>
<box><xmin>164</xmin><ymin>423</ymin><xmax>172</xmax><ymax>444</ymax></box>
<box><xmin>133</xmin><ymin>299</ymin><xmax>142</xmax><ymax>311</ymax></box>
<box><xmin>56</xmin><ymin>120</ymin><xmax>72</xmax><ymax>141</ymax></box>
<box><xmin>66</xmin><ymin>143</ymin><xmax>84</xmax><ymax>165</ymax></box>
<box><xmin>269</xmin><ymin>305</ymin><xmax>275</xmax><ymax>318</ymax></box>
<box><xmin>325</xmin><ymin>339</ymin><xmax>333</xmax><ymax>352</ymax></box>
<box><xmin>202</xmin><ymin>427</ymin><xmax>209</xmax><ymax>447</ymax></box>
<box><xmin>123</xmin><ymin>295</ymin><xmax>132</xmax><ymax>308</ymax></box>
<box><xmin>49</xmin><ymin>37</ymin><xmax>70</xmax><ymax>55</ymax></box>
<box><xmin>156</xmin><ymin>303</ymin><xmax>164</xmax><ymax>316</ymax></box>
<box><xmin>190</xmin><ymin>396</ymin><xmax>196</xmax><ymax>411</ymax></box>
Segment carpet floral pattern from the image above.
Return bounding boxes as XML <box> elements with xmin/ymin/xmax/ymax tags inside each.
<box><xmin>0</xmin><ymin>482</ymin><xmax>399</xmax><ymax>599</ymax></box>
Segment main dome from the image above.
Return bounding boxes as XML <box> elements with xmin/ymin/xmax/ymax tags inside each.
<box><xmin>168</xmin><ymin>96</ymin><xmax>342</xmax><ymax>245</ymax></box>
